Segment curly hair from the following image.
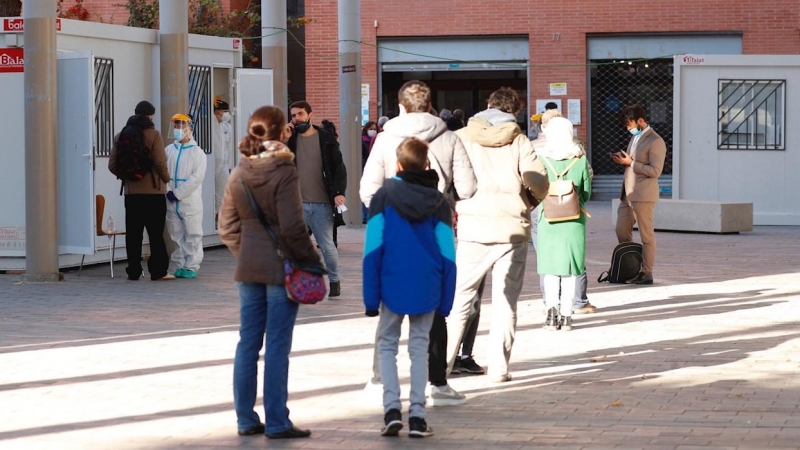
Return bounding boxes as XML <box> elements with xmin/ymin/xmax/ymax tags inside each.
<box><xmin>487</xmin><ymin>87</ymin><xmax>522</xmax><ymax>115</ymax></box>
<box><xmin>238</xmin><ymin>106</ymin><xmax>286</xmax><ymax>157</ymax></box>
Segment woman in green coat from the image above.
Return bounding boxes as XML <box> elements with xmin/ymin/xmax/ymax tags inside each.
<box><xmin>536</xmin><ymin>117</ymin><xmax>591</xmax><ymax>331</ymax></box>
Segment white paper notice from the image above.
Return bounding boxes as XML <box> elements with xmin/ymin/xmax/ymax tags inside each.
<box><xmin>549</xmin><ymin>82</ymin><xmax>567</xmax><ymax>96</ymax></box>
<box><xmin>567</xmin><ymin>99</ymin><xmax>581</xmax><ymax>125</ymax></box>
<box><xmin>337</xmin><ymin>204</ymin><xmax>348</xmax><ymax>214</ymax></box>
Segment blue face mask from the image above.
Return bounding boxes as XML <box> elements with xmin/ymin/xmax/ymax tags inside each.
<box><xmin>173</xmin><ymin>128</ymin><xmax>186</xmax><ymax>141</ymax></box>
<box><xmin>629</xmin><ymin>127</ymin><xmax>642</xmax><ymax>137</ymax></box>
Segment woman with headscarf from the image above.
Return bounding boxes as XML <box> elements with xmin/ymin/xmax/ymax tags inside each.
<box><xmin>218</xmin><ymin>106</ymin><xmax>324</xmax><ymax>439</ymax></box>
<box><xmin>535</xmin><ymin>116</ymin><xmax>592</xmax><ymax>331</ymax></box>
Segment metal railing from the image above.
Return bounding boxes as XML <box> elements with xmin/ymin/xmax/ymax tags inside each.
<box><xmin>94</xmin><ymin>58</ymin><xmax>114</xmax><ymax>157</ymax></box>
<box><xmin>189</xmin><ymin>65</ymin><xmax>212</xmax><ymax>155</ymax></box>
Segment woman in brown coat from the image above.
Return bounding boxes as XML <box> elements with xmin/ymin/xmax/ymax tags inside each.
<box><xmin>218</xmin><ymin>106</ymin><xmax>323</xmax><ymax>439</ymax></box>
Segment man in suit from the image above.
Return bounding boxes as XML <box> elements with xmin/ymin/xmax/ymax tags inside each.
<box><xmin>611</xmin><ymin>104</ymin><xmax>666</xmax><ymax>285</ymax></box>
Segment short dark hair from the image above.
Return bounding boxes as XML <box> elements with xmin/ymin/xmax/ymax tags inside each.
<box><xmin>396</xmin><ymin>137</ymin><xmax>428</xmax><ymax>172</ymax></box>
<box><xmin>620</xmin><ymin>104</ymin><xmax>647</xmax><ymax>124</ymax></box>
<box><xmin>398</xmin><ymin>80</ymin><xmax>432</xmax><ymax>113</ymax></box>
<box><xmin>487</xmin><ymin>87</ymin><xmax>522</xmax><ymax>115</ymax></box>
<box><xmin>453</xmin><ymin>109</ymin><xmax>465</xmax><ymax>120</ymax></box>
<box><xmin>289</xmin><ymin>100</ymin><xmax>312</xmax><ymax>114</ymax></box>
<box><xmin>545</xmin><ymin>102</ymin><xmax>558</xmax><ymax>110</ymax></box>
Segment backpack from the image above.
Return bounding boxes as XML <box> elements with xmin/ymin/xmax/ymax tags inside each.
<box><xmin>541</xmin><ymin>157</ymin><xmax>581</xmax><ymax>222</ymax></box>
<box><xmin>115</xmin><ymin>124</ymin><xmax>152</xmax><ymax>181</ymax></box>
<box><xmin>597</xmin><ymin>242</ymin><xmax>643</xmax><ymax>283</ymax></box>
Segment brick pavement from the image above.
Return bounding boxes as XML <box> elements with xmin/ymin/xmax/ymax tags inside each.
<box><xmin>1</xmin><ymin>201</ymin><xmax>799</xmax><ymax>449</ymax></box>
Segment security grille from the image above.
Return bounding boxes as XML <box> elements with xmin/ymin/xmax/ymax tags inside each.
<box><xmin>189</xmin><ymin>65</ymin><xmax>212</xmax><ymax>154</ymax></box>
<box><xmin>718</xmin><ymin>79</ymin><xmax>785</xmax><ymax>150</ymax></box>
<box><xmin>94</xmin><ymin>58</ymin><xmax>114</xmax><ymax>157</ymax></box>
<box><xmin>589</xmin><ymin>58</ymin><xmax>673</xmax><ymax>176</ymax></box>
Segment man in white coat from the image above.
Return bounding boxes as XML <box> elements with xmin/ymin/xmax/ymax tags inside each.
<box><xmin>165</xmin><ymin>113</ymin><xmax>208</xmax><ymax>279</ymax></box>
<box><xmin>360</xmin><ymin>79</ymin><xmax>477</xmax><ymax>407</ymax></box>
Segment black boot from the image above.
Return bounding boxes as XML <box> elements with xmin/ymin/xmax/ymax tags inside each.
<box><xmin>544</xmin><ymin>307</ymin><xmax>559</xmax><ymax>331</ymax></box>
<box><xmin>329</xmin><ymin>281</ymin><xmax>341</xmax><ymax>297</ymax></box>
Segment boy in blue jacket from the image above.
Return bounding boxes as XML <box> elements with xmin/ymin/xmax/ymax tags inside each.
<box><xmin>363</xmin><ymin>137</ymin><xmax>456</xmax><ymax>438</ymax></box>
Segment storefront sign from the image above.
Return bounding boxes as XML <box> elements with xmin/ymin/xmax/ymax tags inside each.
<box><xmin>0</xmin><ymin>48</ymin><xmax>24</xmax><ymax>73</ymax></box>
<box><xmin>3</xmin><ymin>18</ymin><xmax>62</xmax><ymax>32</ymax></box>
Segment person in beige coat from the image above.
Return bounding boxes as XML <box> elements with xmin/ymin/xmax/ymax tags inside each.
<box><xmin>359</xmin><ymin>80</ymin><xmax>477</xmax><ymax>407</ymax></box>
<box><xmin>446</xmin><ymin>87</ymin><xmax>549</xmax><ymax>383</ymax></box>
<box><xmin>611</xmin><ymin>104</ymin><xmax>666</xmax><ymax>285</ymax></box>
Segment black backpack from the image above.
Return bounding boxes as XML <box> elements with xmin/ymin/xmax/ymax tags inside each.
<box><xmin>115</xmin><ymin>124</ymin><xmax>152</xmax><ymax>181</ymax></box>
<box><xmin>597</xmin><ymin>242</ymin><xmax>643</xmax><ymax>283</ymax></box>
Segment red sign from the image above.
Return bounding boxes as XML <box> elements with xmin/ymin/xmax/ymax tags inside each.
<box><xmin>3</xmin><ymin>18</ymin><xmax>62</xmax><ymax>32</ymax></box>
<box><xmin>0</xmin><ymin>48</ymin><xmax>24</xmax><ymax>73</ymax></box>
<box><xmin>233</xmin><ymin>39</ymin><xmax>241</xmax><ymax>50</ymax></box>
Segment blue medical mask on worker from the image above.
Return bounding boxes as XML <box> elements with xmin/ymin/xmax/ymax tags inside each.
<box><xmin>171</xmin><ymin>113</ymin><xmax>193</xmax><ymax>142</ymax></box>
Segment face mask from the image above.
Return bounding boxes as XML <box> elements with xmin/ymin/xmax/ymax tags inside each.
<box><xmin>294</xmin><ymin>119</ymin><xmax>312</xmax><ymax>134</ymax></box>
<box><xmin>367</xmin><ymin>129</ymin><xmax>377</xmax><ymax>138</ymax></box>
<box><xmin>173</xmin><ymin>128</ymin><xmax>186</xmax><ymax>141</ymax></box>
<box><xmin>221</xmin><ymin>112</ymin><xmax>232</xmax><ymax>122</ymax></box>
<box><xmin>629</xmin><ymin>127</ymin><xmax>642</xmax><ymax>137</ymax></box>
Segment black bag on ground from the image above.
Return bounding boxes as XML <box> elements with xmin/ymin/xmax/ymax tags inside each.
<box><xmin>597</xmin><ymin>242</ymin><xmax>643</xmax><ymax>283</ymax></box>
<box><xmin>115</xmin><ymin>124</ymin><xmax>152</xmax><ymax>181</ymax></box>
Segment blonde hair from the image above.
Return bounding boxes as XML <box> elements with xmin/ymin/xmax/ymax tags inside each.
<box><xmin>398</xmin><ymin>80</ymin><xmax>431</xmax><ymax>113</ymax></box>
<box><xmin>541</xmin><ymin>109</ymin><xmax>562</xmax><ymax>128</ymax></box>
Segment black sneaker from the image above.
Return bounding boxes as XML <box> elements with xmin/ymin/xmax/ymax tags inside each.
<box><xmin>458</xmin><ymin>356</ymin><xmax>485</xmax><ymax>375</ymax></box>
<box><xmin>450</xmin><ymin>358</ymin><xmax>461</xmax><ymax>375</ymax></box>
<box><xmin>408</xmin><ymin>417</ymin><xmax>433</xmax><ymax>438</ymax></box>
<box><xmin>381</xmin><ymin>409</ymin><xmax>403</xmax><ymax>436</ymax></box>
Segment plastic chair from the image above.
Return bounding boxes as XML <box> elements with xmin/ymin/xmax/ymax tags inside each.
<box><xmin>78</xmin><ymin>195</ymin><xmax>126</xmax><ymax>278</ymax></box>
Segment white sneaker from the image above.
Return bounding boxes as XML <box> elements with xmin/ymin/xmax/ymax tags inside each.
<box><xmin>428</xmin><ymin>384</ymin><xmax>466</xmax><ymax>407</ymax></box>
<box><xmin>361</xmin><ymin>380</ymin><xmax>384</xmax><ymax>406</ymax></box>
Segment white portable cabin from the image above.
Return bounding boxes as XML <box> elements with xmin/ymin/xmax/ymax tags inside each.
<box><xmin>673</xmin><ymin>54</ymin><xmax>800</xmax><ymax>225</ymax></box>
<box><xmin>0</xmin><ymin>18</ymin><xmax>274</xmax><ymax>271</ymax></box>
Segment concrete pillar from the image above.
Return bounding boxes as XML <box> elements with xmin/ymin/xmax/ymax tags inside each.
<box><xmin>262</xmin><ymin>0</ymin><xmax>288</xmax><ymax>111</ymax></box>
<box><xmin>24</xmin><ymin>0</ymin><xmax>62</xmax><ymax>282</ymax></box>
<box><xmin>159</xmin><ymin>1</ymin><xmax>189</xmax><ymax>137</ymax></box>
<box><xmin>338</xmin><ymin>0</ymin><xmax>361</xmax><ymax>226</ymax></box>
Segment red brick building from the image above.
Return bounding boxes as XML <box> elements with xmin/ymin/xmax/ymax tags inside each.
<box><xmin>303</xmin><ymin>1</ymin><xmax>799</xmax><ymax>191</ymax></box>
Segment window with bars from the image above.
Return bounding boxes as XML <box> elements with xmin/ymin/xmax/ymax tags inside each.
<box><xmin>94</xmin><ymin>58</ymin><xmax>114</xmax><ymax>157</ymax></box>
<box><xmin>189</xmin><ymin>65</ymin><xmax>212</xmax><ymax>154</ymax></box>
<box><xmin>718</xmin><ymin>79</ymin><xmax>785</xmax><ymax>150</ymax></box>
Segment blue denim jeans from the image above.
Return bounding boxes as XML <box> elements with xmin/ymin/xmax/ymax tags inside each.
<box><xmin>233</xmin><ymin>282</ymin><xmax>299</xmax><ymax>434</ymax></box>
<box><xmin>303</xmin><ymin>202</ymin><xmax>340</xmax><ymax>282</ymax></box>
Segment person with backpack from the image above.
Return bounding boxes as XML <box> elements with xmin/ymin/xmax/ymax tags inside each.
<box><xmin>165</xmin><ymin>113</ymin><xmax>208</xmax><ymax>279</ymax></box>
<box><xmin>108</xmin><ymin>100</ymin><xmax>173</xmax><ymax>281</ymax></box>
<box><xmin>536</xmin><ymin>117</ymin><xmax>591</xmax><ymax>331</ymax></box>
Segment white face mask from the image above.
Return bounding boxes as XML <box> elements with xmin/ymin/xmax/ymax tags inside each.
<box><xmin>367</xmin><ymin>129</ymin><xmax>377</xmax><ymax>138</ymax></box>
<box><xmin>221</xmin><ymin>112</ymin><xmax>232</xmax><ymax>122</ymax></box>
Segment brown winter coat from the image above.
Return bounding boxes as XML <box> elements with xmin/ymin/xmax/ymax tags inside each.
<box><xmin>218</xmin><ymin>149</ymin><xmax>323</xmax><ymax>285</ymax></box>
<box><xmin>108</xmin><ymin>116</ymin><xmax>170</xmax><ymax>195</ymax></box>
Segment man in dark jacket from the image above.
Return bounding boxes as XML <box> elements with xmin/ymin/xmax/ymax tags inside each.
<box><xmin>108</xmin><ymin>100</ymin><xmax>173</xmax><ymax>281</ymax></box>
<box><xmin>287</xmin><ymin>101</ymin><xmax>347</xmax><ymax>297</ymax></box>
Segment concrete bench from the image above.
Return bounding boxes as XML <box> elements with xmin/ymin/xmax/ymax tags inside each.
<box><xmin>611</xmin><ymin>199</ymin><xmax>753</xmax><ymax>234</ymax></box>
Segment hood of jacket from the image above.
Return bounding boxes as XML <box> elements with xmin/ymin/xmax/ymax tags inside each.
<box><xmin>382</xmin><ymin>173</ymin><xmax>443</xmax><ymax>222</ymax></box>
<box><xmin>236</xmin><ymin>146</ymin><xmax>296</xmax><ymax>190</ymax></box>
<box><xmin>171</xmin><ymin>137</ymin><xmax>199</xmax><ymax>149</ymax></box>
<box><xmin>464</xmin><ymin>109</ymin><xmax>521</xmax><ymax>147</ymax></box>
<box><xmin>382</xmin><ymin>112</ymin><xmax>448</xmax><ymax>142</ymax></box>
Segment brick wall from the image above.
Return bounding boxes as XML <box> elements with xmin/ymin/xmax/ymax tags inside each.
<box><xmin>76</xmin><ymin>0</ymin><xmax>237</xmax><ymax>26</ymax></box>
<box><xmin>305</xmin><ymin>0</ymin><xmax>800</xmax><ymax>135</ymax></box>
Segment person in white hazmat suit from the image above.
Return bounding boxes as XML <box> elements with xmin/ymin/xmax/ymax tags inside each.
<box><xmin>212</xmin><ymin>96</ymin><xmax>233</xmax><ymax>220</ymax></box>
<box><xmin>165</xmin><ymin>113</ymin><xmax>207</xmax><ymax>278</ymax></box>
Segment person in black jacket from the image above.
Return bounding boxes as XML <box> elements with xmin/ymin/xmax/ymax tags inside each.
<box><xmin>287</xmin><ymin>101</ymin><xmax>347</xmax><ymax>297</ymax></box>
